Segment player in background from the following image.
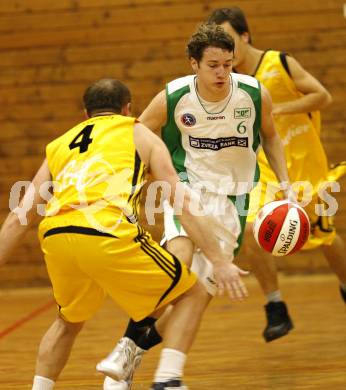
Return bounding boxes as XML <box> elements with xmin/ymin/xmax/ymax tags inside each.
<box><xmin>208</xmin><ymin>7</ymin><xmax>346</xmax><ymax>342</ymax></box>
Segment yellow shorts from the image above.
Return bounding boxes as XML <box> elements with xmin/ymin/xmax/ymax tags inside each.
<box><xmin>247</xmin><ymin>181</ymin><xmax>336</xmax><ymax>250</ymax></box>
<box><xmin>39</xmin><ymin>224</ymin><xmax>196</xmax><ymax>323</ymax></box>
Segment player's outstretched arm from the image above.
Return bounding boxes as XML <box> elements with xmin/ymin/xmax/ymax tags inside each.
<box><xmin>134</xmin><ymin>123</ymin><xmax>248</xmax><ymax>301</ymax></box>
<box><xmin>272</xmin><ymin>55</ymin><xmax>332</xmax><ymax>115</ymax></box>
<box><xmin>0</xmin><ymin>159</ymin><xmax>50</xmax><ymax>266</ymax></box>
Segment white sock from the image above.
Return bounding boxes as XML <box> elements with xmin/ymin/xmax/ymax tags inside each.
<box><xmin>266</xmin><ymin>290</ymin><xmax>282</xmax><ymax>303</ymax></box>
<box><xmin>32</xmin><ymin>375</ymin><xmax>55</xmax><ymax>390</ymax></box>
<box><xmin>154</xmin><ymin>348</ymin><xmax>186</xmax><ymax>383</ymax></box>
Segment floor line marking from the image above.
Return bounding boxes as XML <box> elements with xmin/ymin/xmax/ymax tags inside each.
<box><xmin>0</xmin><ymin>299</ymin><xmax>55</xmax><ymax>339</ymax></box>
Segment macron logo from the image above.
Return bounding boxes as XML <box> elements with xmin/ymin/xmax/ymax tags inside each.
<box><xmin>207</xmin><ymin>115</ymin><xmax>225</xmax><ymax>120</ymax></box>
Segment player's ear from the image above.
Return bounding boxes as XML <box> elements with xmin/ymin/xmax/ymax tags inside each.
<box><xmin>84</xmin><ymin>109</ymin><xmax>90</xmax><ymax>119</ymax></box>
<box><xmin>241</xmin><ymin>32</ymin><xmax>250</xmax><ymax>44</ymax></box>
<box><xmin>121</xmin><ymin>102</ymin><xmax>131</xmax><ymax>116</ymax></box>
<box><xmin>190</xmin><ymin>57</ymin><xmax>199</xmax><ymax>73</ymax></box>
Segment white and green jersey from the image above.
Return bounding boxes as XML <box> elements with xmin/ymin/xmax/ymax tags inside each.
<box><xmin>162</xmin><ymin>73</ymin><xmax>261</xmax><ymax>195</ymax></box>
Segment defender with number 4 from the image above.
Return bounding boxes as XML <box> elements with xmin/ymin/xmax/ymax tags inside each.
<box><xmin>0</xmin><ymin>78</ymin><xmax>248</xmax><ymax>390</ymax></box>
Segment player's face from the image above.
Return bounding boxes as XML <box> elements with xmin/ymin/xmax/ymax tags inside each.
<box><xmin>191</xmin><ymin>46</ymin><xmax>233</xmax><ymax>97</ymax></box>
<box><xmin>220</xmin><ymin>22</ymin><xmax>249</xmax><ymax>68</ymax></box>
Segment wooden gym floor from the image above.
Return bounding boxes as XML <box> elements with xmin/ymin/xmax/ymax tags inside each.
<box><xmin>0</xmin><ymin>274</ymin><xmax>345</xmax><ymax>390</ymax></box>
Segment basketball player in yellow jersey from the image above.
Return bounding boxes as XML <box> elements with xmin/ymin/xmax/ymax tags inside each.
<box><xmin>209</xmin><ymin>7</ymin><xmax>346</xmax><ymax>342</ymax></box>
<box><xmin>0</xmin><ymin>79</ymin><xmax>248</xmax><ymax>390</ymax></box>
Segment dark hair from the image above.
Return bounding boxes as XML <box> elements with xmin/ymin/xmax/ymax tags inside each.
<box><xmin>83</xmin><ymin>78</ymin><xmax>131</xmax><ymax>116</ymax></box>
<box><xmin>186</xmin><ymin>23</ymin><xmax>235</xmax><ymax>63</ymax></box>
<box><xmin>208</xmin><ymin>7</ymin><xmax>252</xmax><ymax>44</ymax></box>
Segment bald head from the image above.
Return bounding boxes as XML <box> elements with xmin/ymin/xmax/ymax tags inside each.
<box><xmin>83</xmin><ymin>78</ymin><xmax>131</xmax><ymax>117</ymax></box>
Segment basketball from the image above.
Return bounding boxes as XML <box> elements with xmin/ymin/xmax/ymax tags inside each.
<box><xmin>253</xmin><ymin>200</ymin><xmax>310</xmax><ymax>256</ymax></box>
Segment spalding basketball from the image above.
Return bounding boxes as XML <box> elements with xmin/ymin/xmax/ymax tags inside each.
<box><xmin>253</xmin><ymin>200</ymin><xmax>310</xmax><ymax>256</ymax></box>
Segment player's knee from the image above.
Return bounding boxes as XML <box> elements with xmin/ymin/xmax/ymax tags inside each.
<box><xmin>244</xmin><ymin>222</ymin><xmax>254</xmax><ymax>238</ymax></box>
<box><xmin>323</xmin><ymin>232</ymin><xmax>344</xmax><ymax>252</ymax></box>
<box><xmin>241</xmin><ymin>223</ymin><xmax>257</xmax><ymax>253</ymax></box>
<box><xmin>57</xmin><ymin>315</ymin><xmax>85</xmax><ymax>336</ymax></box>
<box><xmin>184</xmin><ymin>280</ymin><xmax>209</xmax><ymax>304</ymax></box>
<box><xmin>167</xmin><ymin>237</ymin><xmax>194</xmax><ymax>266</ymax></box>
<box><xmin>332</xmin><ymin>233</ymin><xmax>344</xmax><ymax>245</ymax></box>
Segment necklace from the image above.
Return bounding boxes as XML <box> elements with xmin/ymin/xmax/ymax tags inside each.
<box><xmin>194</xmin><ymin>77</ymin><xmax>233</xmax><ymax>115</ymax></box>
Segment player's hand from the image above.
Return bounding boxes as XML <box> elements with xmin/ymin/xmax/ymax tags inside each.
<box><xmin>279</xmin><ymin>181</ymin><xmax>298</xmax><ymax>203</ymax></box>
<box><xmin>285</xmin><ymin>185</ymin><xmax>299</xmax><ymax>203</ymax></box>
<box><xmin>213</xmin><ymin>261</ymin><xmax>249</xmax><ymax>301</ymax></box>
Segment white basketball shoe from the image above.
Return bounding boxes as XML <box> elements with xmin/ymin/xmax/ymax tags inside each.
<box><xmin>103</xmin><ymin>376</ymin><xmax>131</xmax><ymax>390</ymax></box>
<box><xmin>97</xmin><ymin>337</ymin><xmax>145</xmax><ymax>388</ymax></box>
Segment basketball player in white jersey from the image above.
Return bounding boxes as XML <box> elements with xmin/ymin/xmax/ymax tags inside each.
<box><xmin>100</xmin><ymin>23</ymin><xmax>291</xmax><ymax>390</ymax></box>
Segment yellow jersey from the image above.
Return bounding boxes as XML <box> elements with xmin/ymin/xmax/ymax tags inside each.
<box><xmin>248</xmin><ymin>50</ymin><xmax>346</xmax><ymax>248</ymax></box>
<box><xmin>40</xmin><ymin>114</ymin><xmax>145</xmax><ymax>237</ymax></box>
<box><xmin>255</xmin><ymin>50</ymin><xmax>330</xmax><ymax>193</ymax></box>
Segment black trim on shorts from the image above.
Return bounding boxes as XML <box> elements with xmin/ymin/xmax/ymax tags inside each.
<box><xmin>43</xmin><ymin>225</ymin><xmax>118</xmax><ymax>239</ymax></box>
<box><xmin>135</xmin><ymin>232</ymin><xmax>182</xmax><ymax>308</ymax></box>
<box><xmin>135</xmin><ymin>235</ymin><xmax>175</xmax><ymax>278</ymax></box>
<box><xmin>156</xmin><ymin>254</ymin><xmax>182</xmax><ymax>308</ymax></box>
<box><xmin>139</xmin><ymin>233</ymin><xmax>176</xmax><ymax>275</ymax></box>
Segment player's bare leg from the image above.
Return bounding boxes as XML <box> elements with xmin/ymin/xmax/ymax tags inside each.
<box><xmin>101</xmin><ymin>237</ymin><xmax>196</xmax><ymax>389</ymax></box>
<box><xmin>150</xmin><ymin>237</ymin><xmax>196</xmax><ymax>334</ymax></box>
<box><xmin>243</xmin><ymin>224</ymin><xmax>279</xmax><ymax>294</ymax></box>
<box><xmin>101</xmin><ymin>280</ymin><xmax>209</xmax><ymax>390</ymax></box>
<box><xmin>242</xmin><ymin>223</ymin><xmax>293</xmax><ymax>342</ymax></box>
<box><xmin>32</xmin><ymin>316</ymin><xmax>84</xmax><ymax>389</ymax></box>
<box><xmin>166</xmin><ymin>236</ymin><xmax>195</xmax><ymax>267</ymax></box>
<box><xmin>153</xmin><ymin>236</ymin><xmax>213</xmax><ymax>336</ymax></box>
<box><xmin>322</xmin><ymin>234</ymin><xmax>346</xmax><ymax>302</ymax></box>
<box><xmin>151</xmin><ymin>280</ymin><xmax>209</xmax><ymax>389</ymax></box>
